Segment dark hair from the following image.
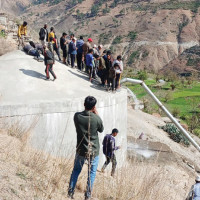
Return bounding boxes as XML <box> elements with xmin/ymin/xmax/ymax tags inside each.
<box><xmin>50</xmin><ymin>27</ymin><xmax>54</xmax><ymax>31</ymax></box>
<box><xmin>88</xmin><ymin>49</ymin><xmax>93</xmax><ymax>53</ymax></box>
<box><xmin>117</xmin><ymin>55</ymin><xmax>122</xmax><ymax>60</ymax></box>
<box><xmin>103</xmin><ymin>50</ymin><xmax>107</xmax><ymax>54</ymax></box>
<box><xmin>94</xmin><ymin>54</ymin><xmax>99</xmax><ymax>59</ymax></box>
<box><xmin>84</xmin><ymin>96</ymin><xmax>97</xmax><ymax>110</ymax></box>
<box><xmin>114</xmin><ymin>63</ymin><xmax>119</xmax><ymax>67</ymax></box>
<box><xmin>62</xmin><ymin>32</ymin><xmax>67</xmax><ymax>36</ymax></box>
<box><xmin>29</xmin><ymin>41</ymin><xmax>35</xmax><ymax>48</ymax></box>
<box><xmin>107</xmin><ymin>51</ymin><xmax>111</xmax><ymax>56</ymax></box>
<box><xmin>80</xmin><ymin>36</ymin><xmax>83</xmax><ymax>40</ymax></box>
<box><xmin>49</xmin><ymin>37</ymin><xmax>54</xmax><ymax>42</ymax></box>
<box><xmin>112</xmin><ymin>128</ymin><xmax>119</xmax><ymax>134</ymax></box>
<box><xmin>23</xmin><ymin>21</ymin><xmax>28</xmax><ymax>26</ymax></box>
<box><xmin>70</xmin><ymin>34</ymin><xmax>74</xmax><ymax>37</ymax></box>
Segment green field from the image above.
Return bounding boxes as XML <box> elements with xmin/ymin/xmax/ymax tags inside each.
<box><xmin>127</xmin><ymin>80</ymin><xmax>200</xmax><ymax>116</ymax></box>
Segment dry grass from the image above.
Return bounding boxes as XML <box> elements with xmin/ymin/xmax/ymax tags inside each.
<box><xmin>0</xmin><ymin>38</ymin><xmax>17</xmax><ymax>56</ymax></box>
<box><xmin>0</xmin><ymin>120</ymin><xmax>193</xmax><ymax>200</ymax></box>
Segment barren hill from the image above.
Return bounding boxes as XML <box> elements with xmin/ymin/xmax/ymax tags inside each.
<box><xmin>1</xmin><ymin>0</ymin><xmax>200</xmax><ymax>71</ymax></box>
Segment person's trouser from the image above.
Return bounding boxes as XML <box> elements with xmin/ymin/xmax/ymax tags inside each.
<box><xmin>68</xmin><ymin>154</ymin><xmax>99</xmax><ymax>198</ymax></box>
<box><xmin>88</xmin><ymin>66</ymin><xmax>94</xmax><ymax>80</ymax></box>
<box><xmin>108</xmin><ymin>78</ymin><xmax>116</xmax><ymax>91</ymax></box>
<box><xmin>70</xmin><ymin>54</ymin><xmax>76</xmax><ymax>68</ymax></box>
<box><xmin>18</xmin><ymin>35</ymin><xmax>25</xmax><ymax>48</ymax></box>
<box><xmin>115</xmin><ymin>73</ymin><xmax>121</xmax><ymax>89</ymax></box>
<box><xmin>67</xmin><ymin>52</ymin><xmax>71</xmax><ymax>65</ymax></box>
<box><xmin>41</xmin><ymin>40</ymin><xmax>46</xmax><ymax>46</ymax></box>
<box><xmin>46</xmin><ymin>64</ymin><xmax>56</xmax><ymax>79</ymax></box>
<box><xmin>105</xmin><ymin>70</ymin><xmax>109</xmax><ymax>85</ymax></box>
<box><xmin>53</xmin><ymin>44</ymin><xmax>61</xmax><ymax>60</ymax></box>
<box><xmin>29</xmin><ymin>49</ymin><xmax>40</xmax><ymax>58</ymax></box>
<box><xmin>101</xmin><ymin>154</ymin><xmax>117</xmax><ymax>176</ymax></box>
<box><xmin>77</xmin><ymin>53</ymin><xmax>83</xmax><ymax>70</ymax></box>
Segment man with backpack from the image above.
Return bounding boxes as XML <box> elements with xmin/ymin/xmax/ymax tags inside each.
<box><xmin>39</xmin><ymin>24</ymin><xmax>48</xmax><ymax>46</ymax></box>
<box><xmin>101</xmin><ymin>128</ymin><xmax>121</xmax><ymax>177</ymax></box>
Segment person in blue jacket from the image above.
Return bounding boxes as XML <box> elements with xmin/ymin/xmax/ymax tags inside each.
<box><xmin>76</xmin><ymin>36</ymin><xmax>84</xmax><ymax>70</ymax></box>
<box><xmin>68</xmin><ymin>38</ymin><xmax>77</xmax><ymax>68</ymax></box>
<box><xmin>86</xmin><ymin>49</ymin><xmax>94</xmax><ymax>82</ymax></box>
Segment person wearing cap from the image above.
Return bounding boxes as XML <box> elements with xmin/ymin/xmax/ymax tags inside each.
<box><xmin>186</xmin><ymin>176</ymin><xmax>200</xmax><ymax>200</ymax></box>
<box><xmin>39</xmin><ymin>24</ymin><xmax>48</xmax><ymax>46</ymax></box>
<box><xmin>17</xmin><ymin>21</ymin><xmax>28</xmax><ymax>49</ymax></box>
<box><xmin>68</xmin><ymin>38</ymin><xmax>77</xmax><ymax>68</ymax></box>
<box><xmin>82</xmin><ymin>38</ymin><xmax>93</xmax><ymax>72</ymax></box>
<box><xmin>76</xmin><ymin>36</ymin><xmax>84</xmax><ymax>70</ymax></box>
<box><xmin>60</xmin><ymin>32</ymin><xmax>68</xmax><ymax>64</ymax></box>
<box><xmin>101</xmin><ymin>128</ymin><xmax>121</xmax><ymax>177</ymax></box>
<box><xmin>112</xmin><ymin>55</ymin><xmax>123</xmax><ymax>90</ymax></box>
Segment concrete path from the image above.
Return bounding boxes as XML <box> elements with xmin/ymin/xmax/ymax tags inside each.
<box><xmin>0</xmin><ymin>50</ymin><xmax>119</xmax><ymax>106</ymax></box>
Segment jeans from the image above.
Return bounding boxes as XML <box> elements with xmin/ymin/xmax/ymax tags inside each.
<box><xmin>70</xmin><ymin>54</ymin><xmax>76</xmax><ymax>68</ymax></box>
<box><xmin>29</xmin><ymin>49</ymin><xmax>40</xmax><ymax>58</ymax></box>
<box><xmin>68</xmin><ymin>154</ymin><xmax>99</xmax><ymax>198</ymax></box>
<box><xmin>77</xmin><ymin>52</ymin><xmax>84</xmax><ymax>70</ymax></box>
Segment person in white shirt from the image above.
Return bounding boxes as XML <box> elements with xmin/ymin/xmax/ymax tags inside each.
<box><xmin>113</xmin><ymin>55</ymin><xmax>123</xmax><ymax>90</ymax></box>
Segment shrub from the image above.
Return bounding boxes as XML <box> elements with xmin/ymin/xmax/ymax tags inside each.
<box><xmin>128</xmin><ymin>51</ymin><xmax>140</xmax><ymax>65</ymax></box>
<box><xmin>161</xmin><ymin>124</ymin><xmax>190</xmax><ymax>146</ymax></box>
<box><xmin>112</xmin><ymin>36</ymin><xmax>122</xmax><ymax>45</ymax></box>
<box><xmin>137</xmin><ymin>70</ymin><xmax>148</xmax><ymax>81</ymax></box>
<box><xmin>172</xmin><ymin>107</ymin><xmax>180</xmax><ymax>117</ymax></box>
<box><xmin>128</xmin><ymin>31</ymin><xmax>137</xmax><ymax>41</ymax></box>
<box><xmin>170</xmin><ymin>84</ymin><xmax>176</xmax><ymax>90</ymax></box>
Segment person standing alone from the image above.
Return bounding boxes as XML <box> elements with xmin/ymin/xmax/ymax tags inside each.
<box><xmin>39</xmin><ymin>23</ymin><xmax>48</xmax><ymax>46</ymax></box>
<box><xmin>68</xmin><ymin>96</ymin><xmax>104</xmax><ymax>200</ymax></box>
<box><xmin>17</xmin><ymin>21</ymin><xmax>28</xmax><ymax>49</ymax></box>
<box><xmin>101</xmin><ymin>128</ymin><xmax>121</xmax><ymax>177</ymax></box>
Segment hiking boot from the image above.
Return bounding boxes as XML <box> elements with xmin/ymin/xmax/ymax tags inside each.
<box><xmin>68</xmin><ymin>191</ymin><xmax>74</xmax><ymax>199</ymax></box>
<box><xmin>53</xmin><ymin>77</ymin><xmax>57</xmax><ymax>81</ymax></box>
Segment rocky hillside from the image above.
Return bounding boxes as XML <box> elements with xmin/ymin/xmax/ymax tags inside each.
<box><xmin>161</xmin><ymin>45</ymin><xmax>200</xmax><ymax>75</ymax></box>
<box><xmin>1</xmin><ymin>0</ymin><xmax>200</xmax><ymax>71</ymax></box>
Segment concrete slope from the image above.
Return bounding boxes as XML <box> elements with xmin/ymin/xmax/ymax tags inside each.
<box><xmin>0</xmin><ymin>50</ymin><xmax>127</xmax><ymax>168</ymax></box>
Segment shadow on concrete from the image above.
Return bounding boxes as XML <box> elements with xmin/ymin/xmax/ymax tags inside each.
<box><xmin>68</xmin><ymin>69</ymin><xmax>89</xmax><ymax>81</ymax></box>
<box><xmin>68</xmin><ymin>69</ymin><xmax>108</xmax><ymax>92</ymax></box>
<box><xmin>19</xmin><ymin>69</ymin><xmax>46</xmax><ymax>79</ymax></box>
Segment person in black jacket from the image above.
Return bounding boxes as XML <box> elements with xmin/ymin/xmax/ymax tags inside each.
<box><xmin>43</xmin><ymin>45</ymin><xmax>56</xmax><ymax>81</ymax></box>
<box><xmin>60</xmin><ymin>32</ymin><xmax>68</xmax><ymax>64</ymax></box>
<box><xmin>104</xmin><ymin>51</ymin><xmax>113</xmax><ymax>89</ymax></box>
<box><xmin>39</xmin><ymin>24</ymin><xmax>48</xmax><ymax>46</ymax></box>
